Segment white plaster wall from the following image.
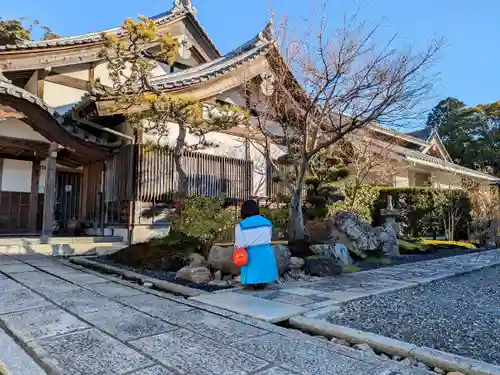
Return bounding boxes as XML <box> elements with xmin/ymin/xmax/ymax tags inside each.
<box><xmin>0</xmin><ymin>119</ymin><xmax>49</xmax><ymax>143</ymax></box>
<box><xmin>1</xmin><ymin>159</ymin><xmax>32</xmax><ymax>193</ymax></box>
<box><xmin>52</xmin><ymin>64</ymin><xmax>91</xmax><ymax>80</ymax></box>
<box><xmin>433</xmin><ymin>171</ymin><xmax>463</xmax><ymax>189</ymax></box>
<box><xmin>43</xmin><ymin>82</ymin><xmax>87</xmax><ymax>108</ymax></box>
<box><xmin>95</xmin><ymin>61</ymin><xmax>172</xmax><ymax>87</ymax></box>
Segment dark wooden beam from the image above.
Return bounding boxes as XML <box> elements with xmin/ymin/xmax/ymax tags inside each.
<box><xmin>0</xmin><ymin>153</ymin><xmax>36</xmax><ymax>162</ymax></box>
<box><xmin>41</xmin><ymin>142</ymin><xmax>58</xmax><ymax>243</ymax></box>
<box><xmin>29</xmin><ymin>159</ymin><xmax>41</xmax><ymax>232</ymax></box>
<box><xmin>45</xmin><ymin>74</ymin><xmax>90</xmax><ymax>91</ymax></box>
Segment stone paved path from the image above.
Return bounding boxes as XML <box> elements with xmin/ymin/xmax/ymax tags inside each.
<box><xmin>0</xmin><ymin>254</ymin><xmax>438</xmax><ymax>375</ymax></box>
<box><xmin>203</xmin><ymin>249</ymin><xmax>500</xmax><ymax>318</ymax></box>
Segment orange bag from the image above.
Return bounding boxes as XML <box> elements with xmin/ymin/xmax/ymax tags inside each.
<box><xmin>233</xmin><ymin>247</ymin><xmax>248</xmax><ymax>267</ymax></box>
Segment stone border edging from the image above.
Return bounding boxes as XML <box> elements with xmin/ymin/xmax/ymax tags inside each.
<box><xmin>70</xmin><ymin>256</ymin><xmax>207</xmax><ymax>298</ymax></box>
<box><xmin>289</xmin><ymin>316</ymin><xmax>500</xmax><ymax>375</ymax></box>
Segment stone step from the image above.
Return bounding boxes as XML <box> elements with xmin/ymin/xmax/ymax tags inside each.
<box><xmin>0</xmin><ymin>236</ymin><xmax>123</xmax><ymax>246</ymax></box>
<box><xmin>190</xmin><ymin>292</ymin><xmax>309</xmax><ymax>323</ymax></box>
<box><xmin>0</xmin><ymin>243</ymin><xmax>127</xmax><ymax>257</ymax></box>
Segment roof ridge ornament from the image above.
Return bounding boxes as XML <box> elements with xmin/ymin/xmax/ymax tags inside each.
<box><xmin>258</xmin><ymin>18</ymin><xmax>274</xmax><ymax>43</ymax></box>
<box><xmin>173</xmin><ymin>0</ymin><xmax>197</xmax><ymax>16</ymax></box>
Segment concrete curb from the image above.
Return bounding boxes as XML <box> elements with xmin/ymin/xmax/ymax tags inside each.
<box><xmin>70</xmin><ymin>256</ymin><xmax>207</xmax><ymax>298</ymax></box>
<box><xmin>289</xmin><ymin>316</ymin><xmax>500</xmax><ymax>375</ymax></box>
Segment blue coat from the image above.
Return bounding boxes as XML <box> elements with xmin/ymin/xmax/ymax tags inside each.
<box><xmin>235</xmin><ymin>215</ymin><xmax>279</xmax><ymax>285</ymax></box>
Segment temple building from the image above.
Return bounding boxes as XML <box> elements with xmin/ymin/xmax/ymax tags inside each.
<box><xmin>0</xmin><ymin>0</ymin><xmax>495</xmax><ymax>247</ymax></box>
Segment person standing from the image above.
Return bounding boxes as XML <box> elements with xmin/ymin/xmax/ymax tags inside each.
<box><xmin>235</xmin><ymin>200</ymin><xmax>279</xmax><ymax>289</ymax></box>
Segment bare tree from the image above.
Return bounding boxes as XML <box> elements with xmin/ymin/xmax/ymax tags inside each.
<box><xmin>244</xmin><ymin>4</ymin><xmax>443</xmax><ymax>240</ymax></box>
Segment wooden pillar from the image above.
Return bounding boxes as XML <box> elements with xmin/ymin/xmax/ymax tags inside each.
<box><xmin>41</xmin><ymin>143</ymin><xmax>58</xmax><ymax>244</ymax></box>
<box><xmin>28</xmin><ymin>159</ymin><xmax>41</xmax><ymax>233</ymax></box>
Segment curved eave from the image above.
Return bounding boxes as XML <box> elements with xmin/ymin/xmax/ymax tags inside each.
<box><xmin>0</xmin><ymin>80</ymin><xmax>113</xmax><ymax>162</ymax></box>
<box><xmin>0</xmin><ymin>9</ymin><xmax>220</xmax><ymax>71</ymax></box>
<box><xmin>402</xmin><ymin>150</ymin><xmax>496</xmax><ymax>181</ymax></box>
<box><xmin>152</xmin><ymin>39</ymin><xmax>273</xmax><ymax>90</ymax></box>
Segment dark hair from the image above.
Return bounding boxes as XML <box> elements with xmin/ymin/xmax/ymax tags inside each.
<box><xmin>241</xmin><ymin>200</ymin><xmax>259</xmax><ymax>219</ymax></box>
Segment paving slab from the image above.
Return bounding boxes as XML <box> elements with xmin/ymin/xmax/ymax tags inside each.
<box><xmin>10</xmin><ymin>272</ymin><xmax>81</xmax><ymax>294</ymax></box>
<box><xmin>48</xmin><ymin>271</ymin><xmax>109</xmax><ymax>285</ymax></box>
<box><xmin>190</xmin><ymin>292</ymin><xmax>308</xmax><ymax>323</ymax></box>
<box><xmin>80</xmin><ymin>305</ymin><xmax>176</xmax><ymax>341</ymax></box>
<box><xmin>0</xmin><ymin>263</ymin><xmax>38</xmax><ymax>274</ymax></box>
<box><xmin>0</xmin><ymin>305</ymin><xmax>89</xmax><ymax>342</ymax></box>
<box><xmin>117</xmin><ymin>293</ymin><xmax>193</xmax><ymax>318</ymax></box>
<box><xmin>0</xmin><ymin>277</ymin><xmax>27</xmax><ymax>293</ymax></box>
<box><xmin>28</xmin><ymin>328</ymin><xmax>153</xmax><ymax>375</ymax></box>
<box><xmin>130</xmin><ymin>328</ymin><xmax>269</xmax><ymax>375</ymax></box>
<box><xmin>0</xmin><ymin>255</ymin><xmax>19</xmax><ymax>263</ymax></box>
<box><xmin>157</xmin><ymin>309</ymin><xmax>267</xmax><ymax>344</ymax></box>
<box><xmin>84</xmin><ymin>281</ymin><xmax>145</xmax><ymax>298</ymax></box>
<box><xmin>234</xmin><ymin>333</ymin><xmax>382</xmax><ymax>375</ymax></box>
<box><xmin>43</xmin><ymin>288</ymin><xmax>123</xmax><ymax>315</ymax></box>
<box><xmin>130</xmin><ymin>366</ymin><xmax>177</xmax><ymax>375</ymax></box>
<box><xmin>261</xmin><ymin>291</ymin><xmax>329</xmax><ymax>306</ymax></box>
<box><xmin>0</xmin><ymin>329</ymin><xmax>48</xmax><ymax>375</ymax></box>
<box><xmin>254</xmin><ymin>367</ymin><xmax>300</xmax><ymax>375</ymax></box>
<box><xmin>0</xmin><ymin>289</ymin><xmax>52</xmax><ymax>314</ymax></box>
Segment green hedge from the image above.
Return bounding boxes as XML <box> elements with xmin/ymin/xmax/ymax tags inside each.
<box><xmin>373</xmin><ymin>187</ymin><xmax>472</xmax><ymax>241</ymax></box>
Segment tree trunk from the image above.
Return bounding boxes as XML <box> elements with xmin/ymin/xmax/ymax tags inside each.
<box><xmin>289</xmin><ymin>190</ymin><xmax>305</xmax><ymax>240</ymax></box>
<box><xmin>174</xmin><ymin>123</ymin><xmax>188</xmax><ymax>195</ymax></box>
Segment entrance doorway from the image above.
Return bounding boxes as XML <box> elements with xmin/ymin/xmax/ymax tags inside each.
<box><xmin>55</xmin><ymin>171</ymin><xmax>82</xmax><ymax>231</ymax></box>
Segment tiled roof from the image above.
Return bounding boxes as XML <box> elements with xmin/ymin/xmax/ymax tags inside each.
<box><xmin>397</xmin><ymin>147</ymin><xmax>496</xmax><ymax>180</ymax></box>
<box><xmin>406</xmin><ymin>128</ymin><xmax>433</xmax><ymax>141</ymax></box>
<box><xmin>367</xmin><ymin>123</ymin><xmax>429</xmax><ymax>146</ymax></box>
<box><xmin>0</xmin><ymin>6</ymin><xmax>220</xmax><ymax>56</ymax></box>
<box><xmin>151</xmin><ymin>33</ymin><xmax>273</xmax><ymax>90</ymax></box>
<box><xmin>0</xmin><ymin>74</ymin><xmax>115</xmax><ymax>148</ymax></box>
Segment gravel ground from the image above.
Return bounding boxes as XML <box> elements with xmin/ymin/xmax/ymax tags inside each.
<box><xmin>328</xmin><ymin>265</ymin><xmax>500</xmax><ymax>365</ymax></box>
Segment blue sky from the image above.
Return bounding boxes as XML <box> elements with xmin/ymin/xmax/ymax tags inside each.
<box><xmin>1</xmin><ymin>0</ymin><xmax>499</xmax><ymax>126</ymax></box>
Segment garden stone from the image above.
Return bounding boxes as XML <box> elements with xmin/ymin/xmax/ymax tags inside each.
<box><xmin>208</xmin><ymin>246</ymin><xmax>240</xmax><ymax>275</ymax></box>
<box><xmin>329</xmin><ymin>211</ymin><xmax>380</xmax><ymax>258</ymax></box>
<box><xmin>289</xmin><ymin>257</ymin><xmax>305</xmax><ymax>269</ymax></box>
<box><xmin>304</xmin><ymin>256</ymin><xmax>342</xmax><ymax>277</ymax></box>
<box><xmin>433</xmin><ymin>368</ymin><xmax>445</xmax><ymax>374</ymax></box>
<box><xmin>214</xmin><ymin>270</ymin><xmax>222</xmax><ymax>281</ymax></box>
<box><xmin>175</xmin><ymin>266</ymin><xmax>211</xmax><ymax>284</ymax></box>
<box><xmin>208</xmin><ymin>280</ymin><xmax>230</xmax><ymax>287</ymax></box>
<box><xmin>331</xmin><ymin>338</ymin><xmax>350</xmax><ymax>347</ymax></box>
<box><xmin>310</xmin><ymin>244</ymin><xmax>352</xmax><ymax>265</ymax></box>
<box><xmin>380</xmin><ymin>354</ymin><xmax>391</xmax><ymax>360</ymax></box>
<box><xmin>353</xmin><ymin>343</ymin><xmax>376</xmax><ymax>355</ymax></box>
<box><xmin>272</xmin><ymin>245</ymin><xmax>291</xmax><ymax>275</ymax></box>
<box><xmin>189</xmin><ymin>253</ymin><xmax>206</xmax><ymax>267</ymax></box>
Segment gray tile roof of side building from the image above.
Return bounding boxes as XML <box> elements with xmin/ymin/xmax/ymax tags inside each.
<box><xmin>398</xmin><ymin>147</ymin><xmax>496</xmax><ymax>180</ymax></box>
<box><xmin>0</xmin><ymin>6</ymin><xmax>220</xmax><ymax>56</ymax></box>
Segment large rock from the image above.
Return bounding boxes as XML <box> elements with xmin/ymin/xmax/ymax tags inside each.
<box><xmin>175</xmin><ymin>266</ymin><xmax>212</xmax><ymax>284</ymax></box>
<box><xmin>208</xmin><ymin>246</ymin><xmax>240</xmax><ymax>275</ymax></box>
<box><xmin>310</xmin><ymin>244</ymin><xmax>352</xmax><ymax>265</ymax></box>
<box><xmin>272</xmin><ymin>245</ymin><xmax>291</xmax><ymax>275</ymax></box>
<box><xmin>304</xmin><ymin>256</ymin><xmax>342</xmax><ymax>277</ymax></box>
<box><xmin>329</xmin><ymin>211</ymin><xmax>399</xmax><ymax>258</ymax></box>
<box><xmin>289</xmin><ymin>257</ymin><xmax>305</xmax><ymax>269</ymax></box>
<box><xmin>208</xmin><ymin>244</ymin><xmax>291</xmax><ymax>276</ymax></box>
<box><xmin>189</xmin><ymin>253</ymin><xmax>207</xmax><ymax>267</ymax></box>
